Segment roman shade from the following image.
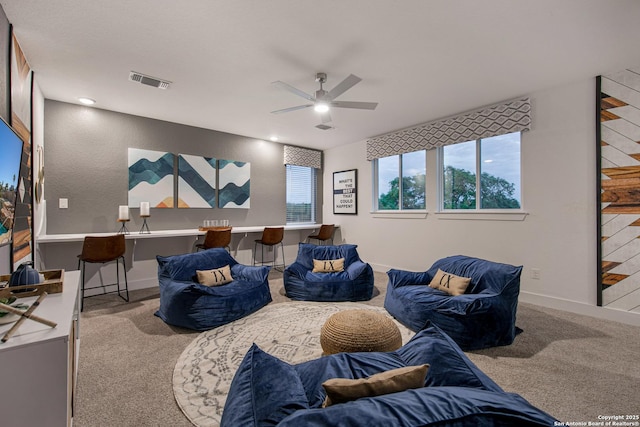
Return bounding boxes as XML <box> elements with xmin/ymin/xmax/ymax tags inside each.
<box><xmin>366</xmin><ymin>97</ymin><xmax>531</xmax><ymax>160</ymax></box>
<box><xmin>284</xmin><ymin>145</ymin><xmax>322</xmax><ymax>169</ymax></box>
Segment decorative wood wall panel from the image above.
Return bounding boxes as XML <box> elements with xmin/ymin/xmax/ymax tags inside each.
<box><xmin>598</xmin><ymin>67</ymin><xmax>640</xmax><ymax>313</ymax></box>
<box><xmin>10</xmin><ymin>33</ymin><xmax>33</xmax><ymax>269</ymax></box>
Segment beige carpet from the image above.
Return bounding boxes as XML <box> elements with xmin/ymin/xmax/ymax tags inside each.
<box><xmin>74</xmin><ymin>271</ymin><xmax>640</xmax><ymax>426</ymax></box>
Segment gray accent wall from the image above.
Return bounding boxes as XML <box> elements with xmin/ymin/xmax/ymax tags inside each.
<box><xmin>44</xmin><ymin>100</ymin><xmax>320</xmax><ymax>234</ymax></box>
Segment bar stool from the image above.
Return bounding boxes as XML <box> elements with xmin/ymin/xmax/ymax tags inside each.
<box><xmin>253</xmin><ymin>227</ymin><xmax>285</xmax><ymax>271</ymax></box>
<box><xmin>306</xmin><ymin>224</ymin><xmax>335</xmax><ymax>245</ymax></box>
<box><xmin>77</xmin><ymin>234</ymin><xmax>129</xmax><ymax>311</ymax></box>
<box><xmin>195</xmin><ymin>227</ymin><xmax>232</xmax><ymax>252</ymax></box>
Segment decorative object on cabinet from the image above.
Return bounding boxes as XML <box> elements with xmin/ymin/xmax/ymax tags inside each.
<box><xmin>177</xmin><ymin>154</ymin><xmax>217</xmax><ymax>208</ymax></box>
<box><xmin>333</xmin><ymin>169</ymin><xmax>357</xmax><ymax>214</ymax></box>
<box><xmin>1</xmin><ymin>291</ymin><xmax>56</xmax><ymax>342</ymax></box>
<box><xmin>128</xmin><ymin>148</ymin><xmax>175</xmax><ymax>208</ymax></box>
<box><xmin>0</xmin><ymin>269</ymin><xmax>64</xmax><ymax>299</ymax></box>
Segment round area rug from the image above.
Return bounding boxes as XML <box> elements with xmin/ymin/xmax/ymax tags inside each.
<box><xmin>173</xmin><ymin>302</ymin><xmax>414</xmax><ymax>426</ymax></box>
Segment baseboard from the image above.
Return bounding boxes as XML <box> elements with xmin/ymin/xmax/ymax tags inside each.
<box><xmin>519</xmin><ymin>291</ymin><xmax>640</xmax><ymax>327</ymax></box>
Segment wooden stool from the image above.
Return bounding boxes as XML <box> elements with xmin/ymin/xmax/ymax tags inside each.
<box><xmin>320</xmin><ymin>309</ymin><xmax>402</xmax><ymax>355</ymax></box>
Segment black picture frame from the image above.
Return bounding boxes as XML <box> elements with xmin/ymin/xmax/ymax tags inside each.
<box><xmin>333</xmin><ymin>169</ymin><xmax>357</xmax><ymax>214</ymax></box>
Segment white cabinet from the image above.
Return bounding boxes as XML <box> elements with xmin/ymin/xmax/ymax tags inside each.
<box><xmin>0</xmin><ymin>271</ymin><xmax>80</xmax><ymax>427</ymax></box>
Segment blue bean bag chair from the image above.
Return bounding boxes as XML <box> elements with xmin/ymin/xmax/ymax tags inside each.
<box><xmin>221</xmin><ymin>322</ymin><xmax>558</xmax><ymax>427</ymax></box>
<box><xmin>283</xmin><ymin>243</ymin><xmax>374</xmax><ymax>301</ymax></box>
<box><xmin>384</xmin><ymin>255</ymin><xmax>523</xmax><ymax>350</ymax></box>
<box><xmin>155</xmin><ymin>248</ymin><xmax>272</xmax><ymax>331</ymax></box>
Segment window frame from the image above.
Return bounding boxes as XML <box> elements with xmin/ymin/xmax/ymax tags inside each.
<box><xmin>372</xmin><ymin>150</ymin><xmax>427</xmax><ymax>213</ymax></box>
<box><xmin>437</xmin><ymin>132</ymin><xmax>525</xmax><ymax>215</ymax></box>
<box><xmin>285</xmin><ymin>164</ymin><xmax>317</xmax><ymax>224</ymax></box>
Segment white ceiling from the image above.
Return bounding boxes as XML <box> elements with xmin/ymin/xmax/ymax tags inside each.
<box><xmin>3</xmin><ymin>0</ymin><xmax>640</xmax><ymax>151</ymax></box>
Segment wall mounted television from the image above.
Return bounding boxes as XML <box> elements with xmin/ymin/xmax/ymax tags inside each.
<box><xmin>0</xmin><ymin>117</ymin><xmax>24</xmax><ymax>248</ymax></box>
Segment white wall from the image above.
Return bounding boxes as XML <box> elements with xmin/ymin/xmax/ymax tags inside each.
<box><xmin>323</xmin><ymin>76</ymin><xmax>640</xmax><ymax>326</ymax></box>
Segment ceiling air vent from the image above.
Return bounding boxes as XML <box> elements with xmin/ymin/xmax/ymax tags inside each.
<box><xmin>129</xmin><ymin>71</ymin><xmax>171</xmax><ymax>89</ymax></box>
<box><xmin>315</xmin><ymin>124</ymin><xmax>333</xmax><ymax>130</ymax></box>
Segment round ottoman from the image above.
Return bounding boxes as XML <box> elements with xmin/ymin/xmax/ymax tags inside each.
<box><xmin>320</xmin><ymin>309</ymin><xmax>403</xmax><ymax>355</ymax></box>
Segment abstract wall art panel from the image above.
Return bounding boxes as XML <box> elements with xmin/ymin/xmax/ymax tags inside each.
<box><xmin>177</xmin><ymin>154</ymin><xmax>217</xmax><ymax>208</ymax></box>
<box><xmin>128</xmin><ymin>148</ymin><xmax>175</xmax><ymax>208</ymax></box>
<box><xmin>218</xmin><ymin>160</ymin><xmax>250</xmax><ymax>209</ymax></box>
<box><xmin>598</xmin><ymin>67</ymin><xmax>640</xmax><ymax>313</ymax></box>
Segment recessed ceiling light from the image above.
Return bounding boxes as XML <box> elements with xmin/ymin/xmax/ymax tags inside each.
<box><xmin>270</xmin><ymin>136</ymin><xmax>278</xmax><ymax>142</ymax></box>
<box><xmin>78</xmin><ymin>97</ymin><xmax>96</xmax><ymax>105</ymax></box>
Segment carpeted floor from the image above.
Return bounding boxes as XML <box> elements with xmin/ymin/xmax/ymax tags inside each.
<box><xmin>74</xmin><ymin>270</ymin><xmax>640</xmax><ymax>426</ymax></box>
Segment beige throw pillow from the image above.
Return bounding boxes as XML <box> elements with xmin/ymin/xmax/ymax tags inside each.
<box><xmin>196</xmin><ymin>265</ymin><xmax>233</xmax><ymax>286</ymax></box>
<box><xmin>322</xmin><ymin>364</ymin><xmax>429</xmax><ymax>407</ymax></box>
<box><xmin>428</xmin><ymin>269</ymin><xmax>471</xmax><ymax>296</ymax></box>
<box><xmin>312</xmin><ymin>258</ymin><xmax>345</xmax><ymax>273</ymax></box>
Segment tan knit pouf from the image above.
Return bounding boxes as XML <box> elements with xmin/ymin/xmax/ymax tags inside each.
<box><xmin>320</xmin><ymin>309</ymin><xmax>403</xmax><ymax>355</ymax></box>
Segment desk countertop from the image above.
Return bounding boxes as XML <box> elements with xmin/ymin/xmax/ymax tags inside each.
<box><xmin>36</xmin><ymin>223</ymin><xmax>329</xmax><ymax>243</ymax></box>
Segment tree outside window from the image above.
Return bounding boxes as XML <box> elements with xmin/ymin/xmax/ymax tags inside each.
<box><xmin>442</xmin><ymin>132</ymin><xmax>521</xmax><ymax>210</ymax></box>
<box><xmin>376</xmin><ymin>151</ymin><xmax>426</xmax><ymax>210</ymax></box>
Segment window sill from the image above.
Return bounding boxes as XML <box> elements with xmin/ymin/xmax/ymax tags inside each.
<box><xmin>370</xmin><ymin>210</ymin><xmax>428</xmax><ymax>219</ymax></box>
<box><xmin>435</xmin><ymin>211</ymin><xmax>528</xmax><ymax>221</ymax></box>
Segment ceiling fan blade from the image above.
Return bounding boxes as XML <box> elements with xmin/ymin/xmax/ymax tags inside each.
<box><xmin>272</xmin><ymin>81</ymin><xmax>315</xmax><ymax>102</ymax></box>
<box><xmin>270</xmin><ymin>104</ymin><xmax>313</xmax><ymax>114</ymax></box>
<box><xmin>327</xmin><ymin>74</ymin><xmax>362</xmax><ymax>100</ymax></box>
<box><xmin>320</xmin><ymin>111</ymin><xmax>332</xmax><ymax>124</ymax></box>
<box><xmin>331</xmin><ymin>101</ymin><xmax>378</xmax><ymax>110</ymax></box>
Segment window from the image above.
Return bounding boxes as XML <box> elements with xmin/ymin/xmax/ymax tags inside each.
<box><xmin>286</xmin><ymin>164</ymin><xmax>316</xmax><ymax>223</ymax></box>
<box><xmin>375</xmin><ymin>150</ymin><xmax>426</xmax><ymax>210</ymax></box>
<box><xmin>441</xmin><ymin>132</ymin><xmax>521</xmax><ymax>210</ymax></box>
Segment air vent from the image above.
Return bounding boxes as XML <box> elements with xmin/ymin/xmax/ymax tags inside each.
<box><xmin>315</xmin><ymin>124</ymin><xmax>333</xmax><ymax>130</ymax></box>
<box><xmin>129</xmin><ymin>71</ymin><xmax>171</xmax><ymax>89</ymax></box>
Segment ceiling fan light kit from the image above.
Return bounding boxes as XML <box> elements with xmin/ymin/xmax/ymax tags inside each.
<box><xmin>271</xmin><ymin>72</ymin><xmax>378</xmax><ymax>127</ymax></box>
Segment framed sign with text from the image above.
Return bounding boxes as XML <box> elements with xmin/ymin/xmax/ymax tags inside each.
<box><xmin>333</xmin><ymin>169</ymin><xmax>357</xmax><ymax>214</ymax></box>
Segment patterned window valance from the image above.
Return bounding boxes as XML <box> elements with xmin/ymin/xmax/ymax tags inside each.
<box><xmin>284</xmin><ymin>145</ymin><xmax>322</xmax><ymax>169</ymax></box>
<box><xmin>366</xmin><ymin>97</ymin><xmax>531</xmax><ymax>161</ymax></box>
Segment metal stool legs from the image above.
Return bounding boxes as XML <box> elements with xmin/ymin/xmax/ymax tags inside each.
<box><xmin>78</xmin><ymin>256</ymin><xmax>129</xmax><ymax>311</ymax></box>
<box><xmin>253</xmin><ymin>240</ymin><xmax>285</xmax><ymax>271</ymax></box>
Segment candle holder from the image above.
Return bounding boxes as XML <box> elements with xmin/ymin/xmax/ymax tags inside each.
<box><xmin>139</xmin><ymin>215</ymin><xmax>150</xmax><ymax>234</ymax></box>
<box><xmin>117</xmin><ymin>219</ymin><xmax>130</xmax><ymax>235</ymax></box>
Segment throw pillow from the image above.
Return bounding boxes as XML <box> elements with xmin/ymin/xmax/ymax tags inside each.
<box><xmin>196</xmin><ymin>265</ymin><xmax>233</xmax><ymax>286</ymax></box>
<box><xmin>312</xmin><ymin>258</ymin><xmax>345</xmax><ymax>273</ymax></box>
<box><xmin>428</xmin><ymin>269</ymin><xmax>471</xmax><ymax>296</ymax></box>
<box><xmin>321</xmin><ymin>364</ymin><xmax>429</xmax><ymax>407</ymax></box>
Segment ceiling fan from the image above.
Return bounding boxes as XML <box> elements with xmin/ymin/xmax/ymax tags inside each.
<box><xmin>271</xmin><ymin>73</ymin><xmax>378</xmax><ymax>128</ymax></box>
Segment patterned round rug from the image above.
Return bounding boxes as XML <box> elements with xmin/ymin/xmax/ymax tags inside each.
<box><xmin>173</xmin><ymin>301</ymin><xmax>414</xmax><ymax>426</ymax></box>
